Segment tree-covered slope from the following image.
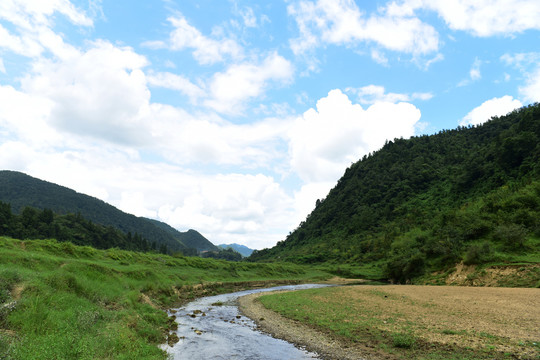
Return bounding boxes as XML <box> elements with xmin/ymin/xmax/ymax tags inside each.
<box><xmin>250</xmin><ymin>104</ymin><xmax>540</xmax><ymax>282</ymax></box>
<box><xmin>147</xmin><ymin>220</ymin><xmax>217</xmax><ymax>252</ymax></box>
<box><xmin>0</xmin><ymin>171</ymin><xmax>215</xmax><ymax>252</ymax></box>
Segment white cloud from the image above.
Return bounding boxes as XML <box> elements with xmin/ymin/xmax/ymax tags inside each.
<box><xmin>288</xmin><ymin>89</ymin><xmax>421</xmax><ymax>183</ymax></box>
<box><xmin>348</xmin><ymin>85</ymin><xmax>432</xmax><ymax>105</ymax></box>
<box><xmin>288</xmin><ymin>0</ymin><xmax>439</xmax><ymax>56</ymax></box>
<box><xmin>205</xmin><ymin>52</ymin><xmax>294</xmax><ymax>114</ymax></box>
<box><xmin>470</xmin><ymin>58</ymin><xmax>482</xmax><ymax>81</ymax></box>
<box><xmin>460</xmin><ymin>95</ymin><xmax>523</xmax><ymax>126</ymax></box>
<box><xmin>390</xmin><ymin>0</ymin><xmax>540</xmax><ymax>37</ymax></box>
<box><xmin>21</xmin><ymin>40</ymin><xmax>151</xmax><ymax>146</ymax></box>
<box><xmin>501</xmin><ymin>52</ymin><xmax>540</xmax><ymax>69</ymax></box>
<box><xmin>148</xmin><ymin>14</ymin><xmax>244</xmax><ymax>65</ymax></box>
<box><xmin>0</xmin><ymin>0</ymin><xmax>92</xmax><ymax>58</ymax></box>
<box><xmin>148</xmin><ymin>103</ymin><xmax>291</xmax><ymax>167</ymax></box>
<box><xmin>0</xmin><ymin>84</ymin><xmax>57</xmax><ymax>147</ymax></box>
<box><xmin>426</xmin><ymin>0</ymin><xmax>540</xmax><ymax>37</ymax></box>
<box><xmin>0</xmin><ymin>0</ymin><xmax>93</xmax><ymax>29</ymax></box>
<box><xmin>500</xmin><ymin>52</ymin><xmax>540</xmax><ymax>103</ymax></box>
<box><xmin>155</xmin><ymin>173</ymin><xmax>295</xmax><ymax>248</ymax></box>
<box><xmin>519</xmin><ymin>67</ymin><xmax>540</xmax><ymax>103</ymax></box>
<box><xmin>147</xmin><ymin>71</ymin><xmax>205</xmax><ymax>103</ymax></box>
<box><xmin>240</xmin><ymin>7</ymin><xmax>257</xmax><ymax>28</ymax></box>
<box><xmin>458</xmin><ymin>57</ymin><xmax>483</xmax><ymax>87</ymax></box>
<box><xmin>292</xmin><ymin>181</ymin><xmax>335</xmax><ymax>225</ymax></box>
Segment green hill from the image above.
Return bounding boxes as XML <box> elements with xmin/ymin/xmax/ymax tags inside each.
<box><xmin>0</xmin><ymin>171</ymin><xmax>217</xmax><ymax>253</ymax></box>
<box><xmin>249</xmin><ymin>104</ymin><xmax>540</xmax><ymax>283</ymax></box>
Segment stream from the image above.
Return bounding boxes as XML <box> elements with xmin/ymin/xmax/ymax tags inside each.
<box><xmin>161</xmin><ymin>284</ymin><xmax>330</xmax><ymax>360</ymax></box>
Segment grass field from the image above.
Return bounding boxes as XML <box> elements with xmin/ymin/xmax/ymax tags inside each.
<box><xmin>0</xmin><ymin>237</ymin><xmax>329</xmax><ymax>359</ymax></box>
<box><xmin>259</xmin><ymin>285</ymin><xmax>540</xmax><ymax>360</ymax></box>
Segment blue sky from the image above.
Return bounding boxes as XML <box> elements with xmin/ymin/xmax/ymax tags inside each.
<box><xmin>1</xmin><ymin>0</ymin><xmax>539</xmax><ymax>249</ymax></box>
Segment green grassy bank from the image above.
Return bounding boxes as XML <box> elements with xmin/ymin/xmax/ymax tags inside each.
<box><xmin>0</xmin><ymin>237</ymin><xmax>328</xmax><ymax>359</ymax></box>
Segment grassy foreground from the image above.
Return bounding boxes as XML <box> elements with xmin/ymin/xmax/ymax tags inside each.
<box><xmin>0</xmin><ymin>237</ymin><xmax>328</xmax><ymax>359</ymax></box>
<box><xmin>259</xmin><ymin>285</ymin><xmax>540</xmax><ymax>360</ymax></box>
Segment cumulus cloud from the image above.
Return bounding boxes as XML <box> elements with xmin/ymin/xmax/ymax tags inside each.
<box><xmin>0</xmin><ymin>84</ymin><xmax>57</xmax><ymax>147</ymax></box>
<box><xmin>156</xmin><ymin>173</ymin><xmax>295</xmax><ymax>248</ymax></box>
<box><xmin>459</xmin><ymin>95</ymin><xmax>523</xmax><ymax>126</ymax></box>
<box><xmin>288</xmin><ymin>89</ymin><xmax>421</xmax><ymax>183</ymax></box>
<box><xmin>287</xmin><ymin>0</ymin><xmax>439</xmax><ymax>56</ymax></box>
<box><xmin>148</xmin><ymin>104</ymin><xmax>290</xmax><ymax>167</ymax></box>
<box><xmin>144</xmin><ymin>14</ymin><xmax>243</xmax><ymax>65</ymax></box>
<box><xmin>204</xmin><ymin>52</ymin><xmax>294</xmax><ymax>114</ymax></box>
<box><xmin>20</xmin><ymin>40</ymin><xmax>151</xmax><ymax>146</ymax></box>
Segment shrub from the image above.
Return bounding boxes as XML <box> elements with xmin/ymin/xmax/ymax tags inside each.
<box><xmin>392</xmin><ymin>331</ymin><xmax>416</xmax><ymax>348</ymax></box>
<box><xmin>463</xmin><ymin>242</ymin><xmax>493</xmax><ymax>265</ymax></box>
<box><xmin>384</xmin><ymin>251</ymin><xmax>426</xmax><ymax>283</ymax></box>
<box><xmin>493</xmin><ymin>224</ymin><xmax>528</xmax><ymax>249</ymax></box>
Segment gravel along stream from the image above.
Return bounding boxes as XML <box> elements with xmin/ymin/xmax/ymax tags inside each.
<box><xmin>161</xmin><ymin>284</ymin><xmax>330</xmax><ymax>360</ymax></box>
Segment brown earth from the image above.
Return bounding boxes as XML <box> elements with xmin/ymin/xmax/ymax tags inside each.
<box><xmin>443</xmin><ymin>262</ymin><xmax>540</xmax><ymax>287</ymax></box>
<box><xmin>239</xmin><ymin>285</ymin><xmax>540</xmax><ymax>360</ymax></box>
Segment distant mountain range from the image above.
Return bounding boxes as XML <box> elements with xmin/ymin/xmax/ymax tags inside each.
<box><xmin>218</xmin><ymin>243</ymin><xmax>254</xmax><ymax>257</ymax></box>
<box><xmin>0</xmin><ymin>170</ymin><xmax>217</xmax><ymax>253</ymax></box>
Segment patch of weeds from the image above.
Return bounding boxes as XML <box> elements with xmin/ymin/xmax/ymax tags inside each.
<box><xmin>477</xmin><ymin>331</ymin><xmax>498</xmax><ymax>340</ymax></box>
<box><xmin>391</xmin><ymin>331</ymin><xmax>416</xmax><ymax>349</ymax></box>
<box><xmin>441</xmin><ymin>329</ymin><xmax>468</xmax><ymax>336</ymax></box>
<box><xmin>211</xmin><ymin>301</ymin><xmax>224</xmax><ymax>306</ymax></box>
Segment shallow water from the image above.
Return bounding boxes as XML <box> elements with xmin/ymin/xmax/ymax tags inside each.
<box><xmin>161</xmin><ymin>284</ymin><xmax>329</xmax><ymax>360</ymax></box>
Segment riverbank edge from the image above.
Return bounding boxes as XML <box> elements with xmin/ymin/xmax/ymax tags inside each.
<box><xmin>238</xmin><ymin>289</ymin><xmax>384</xmax><ymax>360</ymax></box>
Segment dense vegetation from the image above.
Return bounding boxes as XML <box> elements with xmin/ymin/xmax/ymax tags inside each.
<box><xmin>0</xmin><ymin>202</ymin><xmax>170</xmax><ymax>254</ymax></box>
<box><xmin>0</xmin><ymin>236</ymin><xmax>328</xmax><ymax>359</ymax></box>
<box><xmin>201</xmin><ymin>247</ymin><xmax>243</xmax><ymax>261</ymax></box>
<box><xmin>250</xmin><ymin>104</ymin><xmax>540</xmax><ymax>282</ymax></box>
<box><xmin>0</xmin><ymin>171</ymin><xmax>217</xmax><ymax>253</ymax></box>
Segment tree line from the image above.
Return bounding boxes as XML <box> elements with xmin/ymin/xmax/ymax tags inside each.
<box><xmin>0</xmin><ymin>202</ymin><xmax>169</xmax><ymax>254</ymax></box>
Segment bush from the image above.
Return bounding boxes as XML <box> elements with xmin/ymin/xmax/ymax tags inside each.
<box><xmin>384</xmin><ymin>251</ymin><xmax>426</xmax><ymax>283</ymax></box>
<box><xmin>463</xmin><ymin>242</ymin><xmax>493</xmax><ymax>265</ymax></box>
<box><xmin>493</xmin><ymin>224</ymin><xmax>529</xmax><ymax>249</ymax></box>
<box><xmin>392</xmin><ymin>331</ymin><xmax>416</xmax><ymax>348</ymax></box>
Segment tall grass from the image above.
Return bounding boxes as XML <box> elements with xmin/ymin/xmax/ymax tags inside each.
<box><xmin>0</xmin><ymin>237</ymin><xmax>328</xmax><ymax>359</ymax></box>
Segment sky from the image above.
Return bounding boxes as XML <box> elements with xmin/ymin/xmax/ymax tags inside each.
<box><xmin>0</xmin><ymin>0</ymin><xmax>539</xmax><ymax>250</ymax></box>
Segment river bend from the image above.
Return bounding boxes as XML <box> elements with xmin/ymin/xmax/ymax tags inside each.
<box><xmin>161</xmin><ymin>284</ymin><xmax>329</xmax><ymax>360</ymax></box>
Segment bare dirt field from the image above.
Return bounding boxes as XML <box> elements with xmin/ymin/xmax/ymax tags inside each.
<box><xmin>239</xmin><ymin>285</ymin><xmax>540</xmax><ymax>360</ymax></box>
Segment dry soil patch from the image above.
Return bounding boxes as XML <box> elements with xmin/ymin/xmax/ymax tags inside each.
<box><xmin>240</xmin><ymin>285</ymin><xmax>540</xmax><ymax>359</ymax></box>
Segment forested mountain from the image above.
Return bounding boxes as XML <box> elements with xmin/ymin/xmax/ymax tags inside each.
<box><xmin>148</xmin><ymin>220</ymin><xmax>216</xmax><ymax>252</ymax></box>
<box><xmin>0</xmin><ymin>171</ymin><xmax>217</xmax><ymax>253</ymax></box>
<box><xmin>249</xmin><ymin>104</ymin><xmax>540</xmax><ymax>282</ymax></box>
<box><xmin>0</xmin><ymin>202</ymin><xmax>169</xmax><ymax>253</ymax></box>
